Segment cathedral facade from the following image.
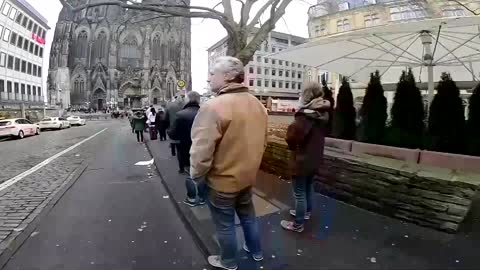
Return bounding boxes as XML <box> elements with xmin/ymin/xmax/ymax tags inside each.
<box><xmin>48</xmin><ymin>0</ymin><xmax>191</xmax><ymax>110</ymax></box>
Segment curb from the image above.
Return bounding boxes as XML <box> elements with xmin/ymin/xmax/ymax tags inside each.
<box><xmin>0</xmin><ymin>162</ymin><xmax>88</xmax><ymax>269</ymax></box>
<box><xmin>145</xmin><ymin>142</ymin><xmax>218</xmax><ymax>258</ymax></box>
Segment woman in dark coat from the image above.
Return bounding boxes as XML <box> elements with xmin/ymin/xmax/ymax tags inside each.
<box><xmin>280</xmin><ymin>82</ymin><xmax>331</xmax><ymax>233</ymax></box>
<box><xmin>156</xmin><ymin>110</ymin><xmax>169</xmax><ymax>141</ymax></box>
<box><xmin>132</xmin><ymin>111</ymin><xmax>147</xmax><ymax>143</ymax></box>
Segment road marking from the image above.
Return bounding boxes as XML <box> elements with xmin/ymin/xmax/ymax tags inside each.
<box><xmin>0</xmin><ymin>128</ymin><xmax>108</xmax><ymax>192</ymax></box>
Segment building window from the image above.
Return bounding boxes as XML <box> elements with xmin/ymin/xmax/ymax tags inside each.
<box><xmin>272</xmin><ymin>69</ymin><xmax>276</xmax><ymax>76</ymax></box>
<box><xmin>285</xmin><ymin>82</ymin><xmax>289</xmax><ymax>89</ymax></box>
<box><xmin>365</xmin><ymin>13</ymin><xmax>380</xmax><ymax>27</ymax></box>
<box><xmin>27</xmin><ymin>85</ymin><xmax>31</xmax><ymax>95</ymax></box>
<box><xmin>264</xmin><ymin>68</ymin><xmax>269</xmax><ymax>75</ymax></box>
<box><xmin>264</xmin><ymin>80</ymin><xmax>269</xmax><ymax>87</ymax></box>
<box><xmin>16</xmin><ymin>35</ymin><xmax>23</xmax><ymax>48</ymax></box>
<box><xmin>249</xmin><ymin>80</ymin><xmax>254</xmax><ymax>86</ymax></box>
<box><xmin>298</xmin><ymin>82</ymin><xmax>302</xmax><ymax>90</ymax></box>
<box><xmin>257</xmin><ymin>80</ymin><xmax>262</xmax><ymax>87</ymax></box>
<box><xmin>9</xmin><ymin>31</ymin><xmax>16</xmax><ymax>45</ymax></box>
<box><xmin>38</xmin><ymin>87</ymin><xmax>42</xmax><ymax>96</ymax></box>
<box><xmin>292</xmin><ymin>82</ymin><xmax>296</xmax><ymax>89</ymax></box>
<box><xmin>279</xmin><ymin>81</ymin><xmax>283</xmax><ymax>88</ymax></box>
<box><xmin>321</xmin><ymin>72</ymin><xmax>329</xmax><ymax>83</ymax></box>
<box><xmin>38</xmin><ymin>66</ymin><xmax>42</xmax><ymax>77</ymax></box>
<box><xmin>2</xmin><ymin>2</ymin><xmax>10</xmax><ymax>16</ymax></box>
<box><xmin>257</xmin><ymin>67</ymin><xmax>261</xmax><ymax>74</ymax></box>
<box><xmin>32</xmin><ymin>24</ymin><xmax>37</xmax><ymax>34</ymax></box>
<box><xmin>32</xmin><ymin>86</ymin><xmax>36</xmax><ymax>96</ymax></box>
<box><xmin>7</xmin><ymin>81</ymin><xmax>12</xmax><ymax>93</ymax></box>
<box><xmin>15</xmin><ymin>12</ymin><xmax>22</xmax><ymax>24</ymax></box>
<box><xmin>94</xmin><ymin>31</ymin><xmax>108</xmax><ymax>61</ymax></box>
<box><xmin>286</xmin><ymin>70</ymin><xmax>290</xmax><ymax>77</ymax></box>
<box><xmin>279</xmin><ymin>60</ymin><xmax>283</xmax><ymax>65</ymax></box>
<box><xmin>8</xmin><ymin>7</ymin><xmax>16</xmax><ymax>20</ymax></box>
<box><xmin>14</xmin><ymin>57</ymin><xmax>20</xmax><ymax>71</ymax></box>
<box><xmin>320</xmin><ymin>25</ymin><xmax>327</xmax><ymax>36</ymax></box>
<box><xmin>272</xmin><ymin>47</ymin><xmax>276</xmax><ymax>53</ymax></box>
<box><xmin>0</xmin><ymin>25</ymin><xmax>2</xmax><ymax>37</ymax></box>
<box><xmin>32</xmin><ymin>64</ymin><xmax>37</xmax><ymax>76</ymax></box>
<box><xmin>257</xmin><ymin>56</ymin><xmax>261</xmax><ymax>62</ymax></box>
<box><xmin>442</xmin><ymin>4</ymin><xmax>466</xmax><ymax>17</ymax></box>
<box><xmin>279</xmin><ymin>70</ymin><xmax>283</xmax><ymax>77</ymax></box>
<box><xmin>337</xmin><ymin>19</ymin><xmax>350</xmax><ymax>32</ymax></box>
<box><xmin>390</xmin><ymin>5</ymin><xmax>426</xmax><ymax>21</ymax></box>
<box><xmin>338</xmin><ymin>2</ymin><xmax>350</xmax><ymax>11</ymax></box>
<box><xmin>0</xmin><ymin>80</ymin><xmax>4</xmax><ymax>92</ymax></box>
<box><xmin>29</xmin><ymin>41</ymin><xmax>34</xmax><ymax>54</ymax></box>
<box><xmin>3</xmin><ymin>28</ymin><xmax>10</xmax><ymax>41</ymax></box>
<box><xmin>39</xmin><ymin>48</ymin><xmax>43</xmax><ymax>58</ymax></box>
<box><xmin>272</xmin><ymin>80</ymin><xmax>276</xmax><ymax>88</ymax></box>
<box><xmin>292</xmin><ymin>71</ymin><xmax>296</xmax><ymax>78</ymax></box>
<box><xmin>27</xmin><ymin>20</ymin><xmax>33</xmax><ymax>31</ymax></box>
<box><xmin>7</xmin><ymin>55</ymin><xmax>13</xmax><ymax>69</ymax></box>
<box><xmin>76</xmin><ymin>30</ymin><xmax>89</xmax><ymax>58</ymax></box>
<box><xmin>23</xmin><ymin>39</ymin><xmax>28</xmax><ymax>50</ymax></box>
<box><xmin>298</xmin><ymin>72</ymin><xmax>302</xmax><ymax>79</ymax></box>
<box><xmin>0</xmin><ymin>52</ymin><xmax>5</xmax><ymax>67</ymax></box>
<box><xmin>249</xmin><ymin>66</ymin><xmax>254</xmax><ymax>74</ymax></box>
<box><xmin>14</xmin><ymin>82</ymin><xmax>19</xmax><ymax>94</ymax></box>
<box><xmin>27</xmin><ymin>62</ymin><xmax>32</xmax><ymax>74</ymax></box>
<box><xmin>34</xmin><ymin>44</ymin><xmax>39</xmax><ymax>56</ymax></box>
<box><xmin>22</xmin><ymin>17</ymin><xmax>27</xmax><ymax>27</ymax></box>
<box><xmin>298</xmin><ymin>64</ymin><xmax>301</xmax><ymax>68</ymax></box>
<box><xmin>21</xmin><ymin>83</ymin><xmax>25</xmax><ymax>94</ymax></box>
<box><xmin>264</xmin><ymin>58</ymin><xmax>268</xmax><ymax>64</ymax></box>
<box><xmin>272</xmin><ymin>59</ymin><xmax>276</xmax><ymax>65</ymax></box>
<box><xmin>263</xmin><ymin>43</ymin><xmax>268</xmax><ymax>52</ymax></box>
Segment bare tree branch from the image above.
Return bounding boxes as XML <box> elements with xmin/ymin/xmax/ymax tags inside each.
<box><xmin>247</xmin><ymin>0</ymin><xmax>275</xmax><ymax>30</ymax></box>
<box><xmin>448</xmin><ymin>0</ymin><xmax>479</xmax><ymax>15</ymax></box>
<box><xmin>222</xmin><ymin>0</ymin><xmax>235</xmax><ymax>22</ymax></box>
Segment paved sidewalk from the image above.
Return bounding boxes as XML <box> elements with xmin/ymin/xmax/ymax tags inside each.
<box><xmin>147</xmin><ymin>140</ymin><xmax>480</xmax><ymax>270</ymax></box>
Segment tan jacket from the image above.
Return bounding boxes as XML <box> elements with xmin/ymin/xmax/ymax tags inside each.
<box><xmin>190</xmin><ymin>83</ymin><xmax>268</xmax><ymax>193</ymax></box>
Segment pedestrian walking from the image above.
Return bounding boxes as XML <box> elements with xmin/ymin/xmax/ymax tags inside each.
<box><xmin>132</xmin><ymin>111</ymin><xmax>147</xmax><ymax>143</ymax></box>
<box><xmin>165</xmin><ymin>96</ymin><xmax>185</xmax><ymax>166</ymax></box>
<box><xmin>167</xmin><ymin>91</ymin><xmax>204</xmax><ymax>205</ymax></box>
<box><xmin>190</xmin><ymin>56</ymin><xmax>268</xmax><ymax>270</ymax></box>
<box><xmin>156</xmin><ymin>110</ymin><xmax>168</xmax><ymax>141</ymax></box>
<box><xmin>280</xmin><ymin>82</ymin><xmax>330</xmax><ymax>233</ymax></box>
<box><xmin>147</xmin><ymin>108</ymin><xmax>158</xmax><ymax>140</ymax></box>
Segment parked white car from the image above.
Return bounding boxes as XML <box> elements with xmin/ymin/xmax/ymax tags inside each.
<box><xmin>0</xmin><ymin>118</ymin><xmax>40</xmax><ymax>139</ymax></box>
<box><xmin>38</xmin><ymin>117</ymin><xmax>71</xmax><ymax>130</ymax></box>
<box><xmin>66</xmin><ymin>116</ymin><xmax>86</xmax><ymax>126</ymax></box>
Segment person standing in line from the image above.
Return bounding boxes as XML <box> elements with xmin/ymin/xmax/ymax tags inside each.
<box><xmin>132</xmin><ymin>111</ymin><xmax>147</xmax><ymax>143</ymax></box>
<box><xmin>148</xmin><ymin>108</ymin><xmax>158</xmax><ymax>140</ymax></box>
<box><xmin>156</xmin><ymin>110</ymin><xmax>169</xmax><ymax>141</ymax></box>
<box><xmin>280</xmin><ymin>82</ymin><xmax>330</xmax><ymax>233</ymax></box>
<box><xmin>167</xmin><ymin>91</ymin><xmax>205</xmax><ymax>205</ymax></box>
<box><xmin>165</xmin><ymin>95</ymin><xmax>185</xmax><ymax>168</ymax></box>
<box><xmin>190</xmin><ymin>56</ymin><xmax>268</xmax><ymax>270</ymax></box>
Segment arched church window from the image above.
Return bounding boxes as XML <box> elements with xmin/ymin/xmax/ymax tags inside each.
<box><xmin>76</xmin><ymin>30</ymin><xmax>88</xmax><ymax>58</ymax></box>
<box><xmin>95</xmin><ymin>31</ymin><xmax>107</xmax><ymax>61</ymax></box>
<box><xmin>161</xmin><ymin>43</ymin><xmax>167</xmax><ymax>66</ymax></box>
<box><xmin>121</xmin><ymin>35</ymin><xmax>140</xmax><ymax>59</ymax></box>
<box><xmin>168</xmin><ymin>39</ymin><xmax>175</xmax><ymax>61</ymax></box>
<box><xmin>152</xmin><ymin>34</ymin><xmax>161</xmax><ymax>60</ymax></box>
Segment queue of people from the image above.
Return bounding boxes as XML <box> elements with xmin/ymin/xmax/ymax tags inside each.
<box><xmin>127</xmin><ymin>56</ymin><xmax>329</xmax><ymax>270</ymax></box>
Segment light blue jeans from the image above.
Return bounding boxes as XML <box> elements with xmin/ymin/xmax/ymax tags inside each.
<box><xmin>293</xmin><ymin>175</ymin><xmax>314</xmax><ymax>225</ymax></box>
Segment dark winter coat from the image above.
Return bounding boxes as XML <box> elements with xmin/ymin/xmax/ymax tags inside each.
<box><xmin>286</xmin><ymin>108</ymin><xmax>329</xmax><ymax>177</ymax></box>
<box><xmin>132</xmin><ymin>113</ymin><xmax>146</xmax><ymax>132</ymax></box>
<box><xmin>155</xmin><ymin>112</ymin><xmax>169</xmax><ymax>131</ymax></box>
<box><xmin>167</xmin><ymin>102</ymin><xmax>200</xmax><ymax>146</ymax></box>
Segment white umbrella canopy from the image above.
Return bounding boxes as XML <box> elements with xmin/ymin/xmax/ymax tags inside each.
<box><xmin>272</xmin><ymin>16</ymin><xmax>480</xmax><ymax>101</ymax></box>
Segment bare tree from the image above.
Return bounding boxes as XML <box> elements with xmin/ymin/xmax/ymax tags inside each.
<box><xmin>448</xmin><ymin>0</ymin><xmax>480</xmax><ymax>15</ymax></box>
<box><xmin>59</xmin><ymin>0</ymin><xmax>294</xmax><ymax>65</ymax></box>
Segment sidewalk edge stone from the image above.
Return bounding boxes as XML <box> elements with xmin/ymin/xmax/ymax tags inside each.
<box><xmin>0</xmin><ymin>162</ymin><xmax>88</xmax><ymax>269</ymax></box>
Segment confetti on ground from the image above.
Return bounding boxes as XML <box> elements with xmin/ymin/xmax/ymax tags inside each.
<box><xmin>13</xmin><ymin>228</ymin><xmax>24</xmax><ymax>232</ymax></box>
<box><xmin>131</xmin><ymin>241</ymin><xmax>135</xmax><ymax>243</ymax></box>
<box><xmin>271</xmin><ymin>255</ymin><xmax>276</xmax><ymax>258</ymax></box>
<box><xmin>137</xmin><ymin>228</ymin><xmax>143</xmax><ymax>232</ymax></box>
<box><xmin>163</xmin><ymin>195</ymin><xmax>169</xmax><ymax>199</ymax></box>
<box><xmin>56</xmin><ymin>244</ymin><xmax>60</xmax><ymax>247</ymax></box>
<box><xmin>30</xmin><ymin>231</ymin><xmax>39</xmax><ymax>237</ymax></box>
<box><xmin>90</xmin><ymin>262</ymin><xmax>95</xmax><ymax>265</ymax></box>
<box><xmin>370</xmin><ymin>257</ymin><xmax>377</xmax><ymax>263</ymax></box>
<box><xmin>164</xmin><ymin>241</ymin><xmax>168</xmax><ymax>243</ymax></box>
<box><xmin>404</xmin><ymin>235</ymin><xmax>409</xmax><ymax>238</ymax></box>
<box><xmin>456</xmin><ymin>260</ymin><xmax>460</xmax><ymax>263</ymax></box>
<box><xmin>108</xmin><ymin>219</ymin><xmax>112</xmax><ymax>222</ymax></box>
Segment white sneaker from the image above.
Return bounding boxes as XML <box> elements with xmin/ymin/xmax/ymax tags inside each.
<box><xmin>289</xmin><ymin>209</ymin><xmax>311</xmax><ymax>220</ymax></box>
<box><xmin>243</xmin><ymin>243</ymin><xmax>264</xmax><ymax>261</ymax></box>
<box><xmin>207</xmin><ymin>255</ymin><xmax>238</xmax><ymax>270</ymax></box>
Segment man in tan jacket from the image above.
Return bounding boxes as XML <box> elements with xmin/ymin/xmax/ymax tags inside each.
<box><xmin>190</xmin><ymin>56</ymin><xmax>268</xmax><ymax>270</ymax></box>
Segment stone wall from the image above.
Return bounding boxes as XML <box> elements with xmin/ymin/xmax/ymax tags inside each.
<box><xmin>261</xmin><ymin>137</ymin><xmax>480</xmax><ymax>233</ymax></box>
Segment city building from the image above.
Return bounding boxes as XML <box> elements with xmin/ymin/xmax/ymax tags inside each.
<box><xmin>0</xmin><ymin>0</ymin><xmax>49</xmax><ymax>119</ymax></box>
<box><xmin>305</xmin><ymin>0</ymin><xmax>476</xmax><ymax>109</ymax></box>
<box><xmin>207</xmin><ymin>31</ymin><xmax>307</xmax><ymax>111</ymax></box>
<box><xmin>48</xmin><ymin>0</ymin><xmax>191</xmax><ymax>111</ymax></box>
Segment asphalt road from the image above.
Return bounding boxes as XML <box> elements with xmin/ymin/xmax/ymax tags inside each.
<box><xmin>1</xmin><ymin>121</ymin><xmax>207</xmax><ymax>270</ymax></box>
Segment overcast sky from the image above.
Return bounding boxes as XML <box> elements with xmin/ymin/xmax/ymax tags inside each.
<box><xmin>27</xmin><ymin>0</ymin><xmax>315</xmax><ymax>94</ymax></box>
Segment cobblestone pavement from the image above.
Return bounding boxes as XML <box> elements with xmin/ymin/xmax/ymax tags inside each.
<box><xmin>0</xmin><ymin>120</ymin><xmax>122</xmax><ymax>262</ymax></box>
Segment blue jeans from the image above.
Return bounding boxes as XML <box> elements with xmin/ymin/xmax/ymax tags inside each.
<box><xmin>207</xmin><ymin>187</ymin><xmax>262</xmax><ymax>268</ymax></box>
<box><xmin>185</xmin><ymin>177</ymin><xmax>207</xmax><ymax>203</ymax></box>
<box><xmin>293</xmin><ymin>175</ymin><xmax>314</xmax><ymax>225</ymax></box>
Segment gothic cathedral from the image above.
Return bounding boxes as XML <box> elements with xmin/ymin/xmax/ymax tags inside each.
<box><xmin>48</xmin><ymin>0</ymin><xmax>192</xmax><ymax>110</ymax></box>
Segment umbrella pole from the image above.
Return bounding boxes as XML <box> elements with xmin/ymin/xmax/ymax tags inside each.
<box><xmin>427</xmin><ymin>64</ymin><xmax>434</xmax><ymax>108</ymax></box>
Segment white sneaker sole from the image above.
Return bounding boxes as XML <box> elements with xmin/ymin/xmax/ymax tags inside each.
<box><xmin>243</xmin><ymin>244</ymin><xmax>264</xmax><ymax>261</ymax></box>
<box><xmin>289</xmin><ymin>210</ymin><xmax>311</xmax><ymax>220</ymax></box>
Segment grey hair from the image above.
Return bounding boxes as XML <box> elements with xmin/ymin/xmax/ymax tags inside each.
<box><xmin>301</xmin><ymin>82</ymin><xmax>324</xmax><ymax>104</ymax></box>
<box><xmin>213</xmin><ymin>56</ymin><xmax>245</xmax><ymax>83</ymax></box>
<box><xmin>186</xmin><ymin>91</ymin><xmax>201</xmax><ymax>104</ymax></box>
